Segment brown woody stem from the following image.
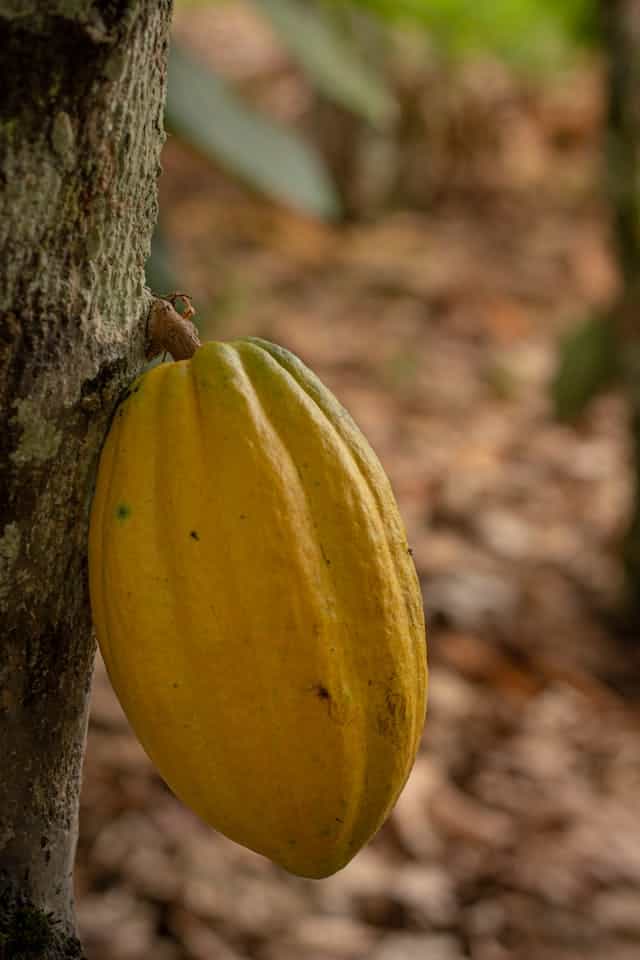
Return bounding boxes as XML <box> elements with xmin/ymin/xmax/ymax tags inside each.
<box><xmin>147</xmin><ymin>295</ymin><xmax>201</xmax><ymax>361</ymax></box>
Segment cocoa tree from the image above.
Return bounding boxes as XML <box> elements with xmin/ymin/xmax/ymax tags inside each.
<box><xmin>0</xmin><ymin>2</ymin><xmax>173</xmax><ymax>954</ymax></box>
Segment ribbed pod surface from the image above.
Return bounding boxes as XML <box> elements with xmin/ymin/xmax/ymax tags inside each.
<box><xmin>89</xmin><ymin>339</ymin><xmax>427</xmax><ymax>877</ymax></box>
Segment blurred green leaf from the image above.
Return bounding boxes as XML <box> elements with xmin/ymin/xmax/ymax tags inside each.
<box><xmin>254</xmin><ymin>0</ymin><xmax>396</xmax><ymax>127</ymax></box>
<box><xmin>166</xmin><ymin>41</ymin><xmax>341</xmax><ymax>219</ymax></box>
<box><xmin>553</xmin><ymin>314</ymin><xmax>621</xmax><ymax>422</ymax></box>
<box><xmin>332</xmin><ymin>0</ymin><xmax>598</xmax><ymax>66</ymax></box>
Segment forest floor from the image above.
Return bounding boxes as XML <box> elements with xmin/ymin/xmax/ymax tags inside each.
<box><xmin>77</xmin><ymin>7</ymin><xmax>640</xmax><ymax>960</ymax></box>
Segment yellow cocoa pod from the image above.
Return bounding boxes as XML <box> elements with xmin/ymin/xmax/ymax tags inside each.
<box><xmin>89</xmin><ymin>338</ymin><xmax>427</xmax><ymax>878</ymax></box>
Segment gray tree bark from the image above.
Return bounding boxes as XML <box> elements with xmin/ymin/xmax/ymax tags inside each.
<box><xmin>0</xmin><ymin>1</ymin><xmax>173</xmax><ymax>954</ymax></box>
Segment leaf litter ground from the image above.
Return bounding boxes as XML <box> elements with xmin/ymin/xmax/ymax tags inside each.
<box><xmin>77</xmin><ymin>12</ymin><xmax>640</xmax><ymax>960</ymax></box>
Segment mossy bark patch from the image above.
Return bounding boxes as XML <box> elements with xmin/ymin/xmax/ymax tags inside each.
<box><xmin>0</xmin><ymin>886</ymin><xmax>85</xmax><ymax>959</ymax></box>
<box><xmin>10</xmin><ymin>399</ymin><xmax>62</xmax><ymax>467</ymax></box>
<box><xmin>0</xmin><ymin>523</ymin><xmax>21</xmax><ymax>607</ymax></box>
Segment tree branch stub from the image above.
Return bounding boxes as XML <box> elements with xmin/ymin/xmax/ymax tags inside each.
<box><xmin>147</xmin><ymin>295</ymin><xmax>202</xmax><ymax>361</ymax></box>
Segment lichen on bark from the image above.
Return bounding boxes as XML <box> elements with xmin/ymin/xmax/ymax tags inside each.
<box><xmin>0</xmin><ymin>0</ymin><xmax>174</xmax><ymax>954</ymax></box>
<box><xmin>0</xmin><ymin>885</ymin><xmax>84</xmax><ymax>960</ymax></box>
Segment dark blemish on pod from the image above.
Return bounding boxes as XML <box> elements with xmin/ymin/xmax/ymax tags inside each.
<box><xmin>116</xmin><ymin>502</ymin><xmax>131</xmax><ymax>521</ymax></box>
<box><xmin>375</xmin><ymin>712</ymin><xmax>391</xmax><ymax>738</ymax></box>
<box><xmin>311</xmin><ymin>684</ymin><xmax>330</xmax><ymax>701</ymax></box>
<box><xmin>386</xmin><ymin>689</ymin><xmax>405</xmax><ymax>720</ymax></box>
<box><xmin>189</xmin><ymin>530</ymin><xmax>200</xmax><ymax>541</ymax></box>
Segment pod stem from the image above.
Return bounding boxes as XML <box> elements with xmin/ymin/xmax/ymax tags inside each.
<box><xmin>147</xmin><ymin>293</ymin><xmax>201</xmax><ymax>360</ymax></box>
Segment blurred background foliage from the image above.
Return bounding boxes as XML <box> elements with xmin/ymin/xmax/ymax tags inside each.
<box><xmin>80</xmin><ymin>6</ymin><xmax>640</xmax><ymax>957</ymax></box>
<box><xmin>150</xmin><ymin>0</ymin><xmax>599</xmax><ymax>288</ymax></box>
<box><xmin>151</xmin><ymin>0</ymin><xmax>601</xmax><ymax>289</ymax></box>
<box><xmin>155</xmin><ymin>0</ymin><xmax>599</xmax><ymax>246</ymax></box>
<box><xmin>149</xmin><ymin>0</ymin><xmax>640</xmax><ymax>618</ymax></box>
<box><xmin>338</xmin><ymin>0</ymin><xmax>598</xmax><ymax>65</ymax></box>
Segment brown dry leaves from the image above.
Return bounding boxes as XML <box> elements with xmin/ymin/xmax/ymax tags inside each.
<box><xmin>78</xmin><ymin>9</ymin><xmax>640</xmax><ymax>960</ymax></box>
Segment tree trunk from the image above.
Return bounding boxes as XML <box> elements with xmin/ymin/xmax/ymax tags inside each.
<box><xmin>0</xmin><ymin>2</ymin><xmax>172</xmax><ymax>954</ymax></box>
<box><xmin>601</xmin><ymin>0</ymin><xmax>640</xmax><ymax>612</ymax></box>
